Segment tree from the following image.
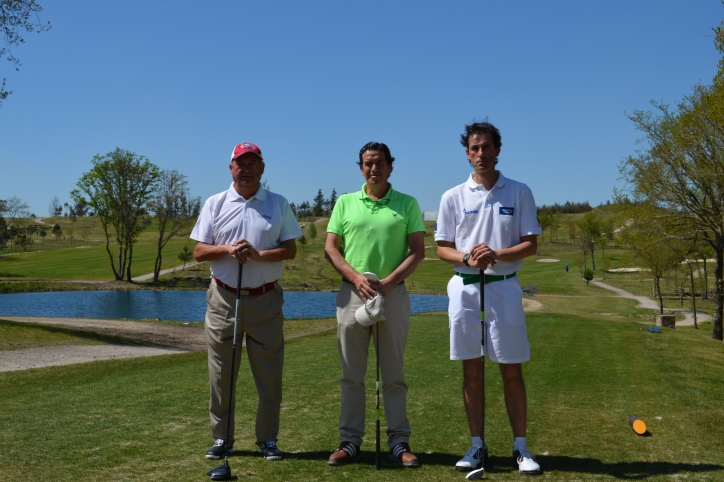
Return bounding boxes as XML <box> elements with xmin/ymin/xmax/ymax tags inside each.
<box><xmin>312</xmin><ymin>189</ymin><xmax>325</xmax><ymax>217</ymax></box>
<box><xmin>51</xmin><ymin>222</ymin><xmax>61</xmax><ymax>241</ymax></box>
<box><xmin>296</xmin><ymin>201</ymin><xmax>312</xmax><ymax>219</ymax></box>
<box><xmin>178</xmin><ymin>245</ymin><xmax>193</xmax><ymax>270</ymax></box>
<box><xmin>576</xmin><ymin>212</ymin><xmax>601</xmax><ymax>271</ymax></box>
<box><xmin>308</xmin><ymin>222</ymin><xmax>318</xmax><ymax>245</ymax></box>
<box><xmin>620</xmin><ymin>21</ymin><xmax>724</xmax><ymax>339</ymax></box>
<box><xmin>538</xmin><ymin>213</ymin><xmax>552</xmax><ymax>243</ymax></box>
<box><xmin>298</xmin><ymin>235</ymin><xmax>307</xmax><ymax>286</ymax></box>
<box><xmin>48</xmin><ymin>196</ymin><xmax>62</xmax><ymax>217</ymax></box>
<box><xmin>583</xmin><ymin>269</ymin><xmax>594</xmax><ymax>286</ymax></box>
<box><xmin>150</xmin><ymin>169</ymin><xmax>201</xmax><ymax>282</ymax></box>
<box><xmin>71</xmin><ymin>148</ymin><xmax>159</xmax><ymax>281</ymax></box>
<box><xmin>327</xmin><ymin>188</ymin><xmax>338</xmax><ymax>215</ymax></box>
<box><xmin>66</xmin><ymin>217</ymin><xmax>75</xmax><ymax>246</ymax></box>
<box><xmin>71</xmin><ymin>199</ymin><xmax>88</xmax><ymax>217</ymax></box>
<box><xmin>697</xmin><ymin>243</ymin><xmax>715</xmax><ymax>299</ymax></box>
<box><xmin>598</xmin><ymin>216</ymin><xmax>615</xmax><ymax>259</ymax></box>
<box><xmin>617</xmin><ymin>207</ymin><xmax>684</xmax><ymax>314</ymax></box>
<box><xmin>1</xmin><ymin>0</ymin><xmax>51</xmax><ymax>107</ymax></box>
<box><xmin>13</xmin><ymin>229</ymin><xmax>30</xmax><ymax>250</ymax></box>
<box><xmin>0</xmin><ymin>195</ymin><xmax>29</xmax><ymax>249</ymax></box>
<box><xmin>566</xmin><ymin>219</ymin><xmax>578</xmax><ymax>245</ymax></box>
<box><xmin>38</xmin><ymin>227</ymin><xmax>45</xmax><ymax>244</ymax></box>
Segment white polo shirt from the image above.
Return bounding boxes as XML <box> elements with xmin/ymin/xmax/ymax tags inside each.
<box><xmin>190</xmin><ymin>183</ymin><xmax>302</xmax><ymax>288</ymax></box>
<box><xmin>434</xmin><ymin>172</ymin><xmax>540</xmax><ymax>276</ymax></box>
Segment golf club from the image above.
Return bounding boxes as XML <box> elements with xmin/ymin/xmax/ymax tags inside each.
<box><xmin>375</xmin><ymin>320</ymin><xmax>381</xmax><ymax>470</ymax></box>
<box><xmin>208</xmin><ymin>262</ymin><xmax>244</xmax><ymax>481</ymax></box>
<box><xmin>465</xmin><ymin>268</ymin><xmax>486</xmax><ymax>481</ymax></box>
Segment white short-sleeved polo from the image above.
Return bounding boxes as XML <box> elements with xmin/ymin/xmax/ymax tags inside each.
<box><xmin>190</xmin><ymin>183</ymin><xmax>302</xmax><ymax>288</ymax></box>
<box><xmin>434</xmin><ymin>172</ymin><xmax>541</xmax><ymax>276</ymax></box>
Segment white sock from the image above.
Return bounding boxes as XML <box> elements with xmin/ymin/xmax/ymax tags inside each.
<box><xmin>472</xmin><ymin>436</ymin><xmax>483</xmax><ymax>448</ymax></box>
<box><xmin>514</xmin><ymin>437</ymin><xmax>527</xmax><ymax>452</ymax></box>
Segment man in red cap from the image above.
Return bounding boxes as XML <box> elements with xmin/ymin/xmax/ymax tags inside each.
<box><xmin>191</xmin><ymin>142</ymin><xmax>302</xmax><ymax>462</ymax></box>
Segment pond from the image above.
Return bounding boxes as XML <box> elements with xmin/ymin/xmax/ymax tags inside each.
<box><xmin>0</xmin><ymin>290</ymin><xmax>449</xmax><ymax>322</ymax></box>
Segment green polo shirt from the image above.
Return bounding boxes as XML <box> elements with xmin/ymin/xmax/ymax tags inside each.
<box><xmin>327</xmin><ymin>183</ymin><xmax>425</xmax><ymax>279</ymax></box>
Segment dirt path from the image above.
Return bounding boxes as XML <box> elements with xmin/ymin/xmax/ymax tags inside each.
<box><xmin>0</xmin><ymin>345</ymin><xmax>188</xmax><ymax>372</ymax></box>
<box><xmin>131</xmin><ymin>261</ymin><xmax>200</xmax><ymax>282</ymax></box>
<box><xmin>0</xmin><ymin>316</ymin><xmax>205</xmax><ymax>373</ymax></box>
<box><xmin>590</xmin><ymin>280</ymin><xmax>711</xmax><ymax>327</ymax></box>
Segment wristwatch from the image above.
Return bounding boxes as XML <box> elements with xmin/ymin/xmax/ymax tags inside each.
<box><xmin>462</xmin><ymin>253</ymin><xmax>471</xmax><ymax>266</ymax></box>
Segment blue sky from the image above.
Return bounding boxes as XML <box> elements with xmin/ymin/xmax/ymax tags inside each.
<box><xmin>1</xmin><ymin>0</ymin><xmax>722</xmax><ymax>216</ymax></box>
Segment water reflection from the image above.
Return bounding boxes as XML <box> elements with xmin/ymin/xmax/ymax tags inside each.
<box><xmin>0</xmin><ymin>290</ymin><xmax>448</xmax><ymax>322</ymax></box>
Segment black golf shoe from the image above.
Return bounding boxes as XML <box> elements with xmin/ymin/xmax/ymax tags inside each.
<box><xmin>206</xmin><ymin>439</ymin><xmax>234</xmax><ymax>460</ymax></box>
<box><xmin>258</xmin><ymin>441</ymin><xmax>283</xmax><ymax>460</ymax></box>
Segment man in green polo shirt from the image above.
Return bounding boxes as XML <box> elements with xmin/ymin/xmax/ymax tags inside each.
<box><xmin>324</xmin><ymin>142</ymin><xmax>425</xmax><ymax>468</ymax></box>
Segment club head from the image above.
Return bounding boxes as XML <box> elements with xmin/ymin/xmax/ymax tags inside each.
<box><xmin>207</xmin><ymin>459</ymin><xmax>231</xmax><ymax>481</ymax></box>
<box><xmin>466</xmin><ymin>467</ymin><xmax>485</xmax><ymax>480</ymax></box>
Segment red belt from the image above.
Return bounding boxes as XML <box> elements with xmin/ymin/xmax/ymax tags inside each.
<box><xmin>214</xmin><ymin>277</ymin><xmax>277</xmax><ymax>296</ymax></box>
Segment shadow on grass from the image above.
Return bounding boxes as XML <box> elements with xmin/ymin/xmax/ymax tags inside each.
<box><xmin>216</xmin><ymin>451</ymin><xmax>724</xmax><ymax>478</ymax></box>
<box><xmin>507</xmin><ymin>454</ymin><xmax>722</xmax><ymax>479</ymax></box>
<box><xmin>227</xmin><ymin>450</ymin><xmax>426</xmax><ymax>470</ymax></box>
<box><xmin>0</xmin><ymin>319</ymin><xmax>164</xmax><ymax>347</ymax></box>
<box><xmin>0</xmin><ymin>272</ymin><xmax>25</xmax><ymax>277</ymax></box>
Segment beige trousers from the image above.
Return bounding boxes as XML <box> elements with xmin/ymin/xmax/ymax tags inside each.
<box><xmin>205</xmin><ymin>281</ymin><xmax>284</xmax><ymax>445</ymax></box>
<box><xmin>336</xmin><ymin>281</ymin><xmax>412</xmax><ymax>448</ymax></box>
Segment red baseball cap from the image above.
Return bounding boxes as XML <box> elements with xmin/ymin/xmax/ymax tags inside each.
<box><xmin>231</xmin><ymin>142</ymin><xmax>263</xmax><ymax>161</ymax></box>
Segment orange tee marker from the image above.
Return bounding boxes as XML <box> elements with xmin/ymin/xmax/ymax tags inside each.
<box><xmin>628</xmin><ymin>416</ymin><xmax>647</xmax><ymax>435</ymax></box>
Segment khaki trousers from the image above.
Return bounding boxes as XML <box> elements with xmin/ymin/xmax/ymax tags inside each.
<box><xmin>336</xmin><ymin>281</ymin><xmax>411</xmax><ymax>448</ymax></box>
<box><xmin>205</xmin><ymin>281</ymin><xmax>284</xmax><ymax>445</ymax></box>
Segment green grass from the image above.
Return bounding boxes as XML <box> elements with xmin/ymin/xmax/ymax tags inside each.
<box><xmin>0</xmin><ymin>319</ymin><xmax>173</xmax><ymax>351</ymax></box>
<box><xmin>1</xmin><ymin>313</ymin><xmax>723</xmax><ymax>480</ymax></box>
<box><xmin>0</xmin><ymin>238</ymin><xmax>194</xmax><ymax>280</ymax></box>
<box><xmin>0</xmin><ymin>319</ymin><xmax>107</xmax><ymax>350</ymax></box>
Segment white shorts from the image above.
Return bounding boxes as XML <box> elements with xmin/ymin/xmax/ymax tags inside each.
<box><xmin>447</xmin><ymin>274</ymin><xmax>530</xmax><ymax>364</ymax></box>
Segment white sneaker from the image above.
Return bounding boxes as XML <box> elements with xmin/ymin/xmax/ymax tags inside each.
<box><xmin>455</xmin><ymin>444</ymin><xmax>488</xmax><ymax>471</ymax></box>
<box><xmin>513</xmin><ymin>448</ymin><xmax>541</xmax><ymax>475</ymax></box>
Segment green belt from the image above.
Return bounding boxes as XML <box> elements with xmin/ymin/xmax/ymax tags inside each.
<box><xmin>455</xmin><ymin>271</ymin><xmax>517</xmax><ymax>286</ymax></box>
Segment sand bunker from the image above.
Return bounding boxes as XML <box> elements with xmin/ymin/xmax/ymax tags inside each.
<box><xmin>0</xmin><ymin>345</ymin><xmax>188</xmax><ymax>372</ymax></box>
<box><xmin>522</xmin><ymin>298</ymin><xmax>542</xmax><ymax>312</ymax></box>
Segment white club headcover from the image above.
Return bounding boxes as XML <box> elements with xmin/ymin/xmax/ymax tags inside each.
<box><xmin>355</xmin><ymin>272</ymin><xmax>386</xmax><ymax>326</ymax></box>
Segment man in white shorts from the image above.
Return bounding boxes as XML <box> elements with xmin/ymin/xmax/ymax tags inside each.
<box><xmin>435</xmin><ymin>121</ymin><xmax>542</xmax><ymax>475</ymax></box>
